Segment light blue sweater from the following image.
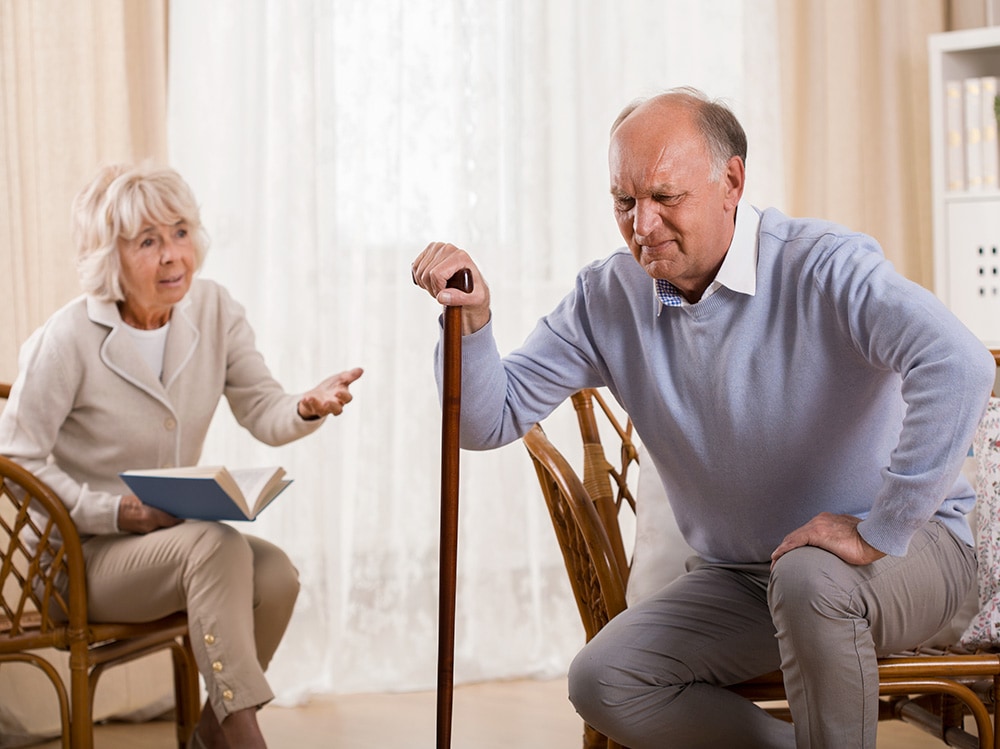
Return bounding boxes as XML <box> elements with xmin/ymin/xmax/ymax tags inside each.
<box><xmin>439</xmin><ymin>207</ymin><xmax>997</xmax><ymax>563</ymax></box>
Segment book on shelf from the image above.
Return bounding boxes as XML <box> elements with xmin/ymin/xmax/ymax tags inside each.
<box><xmin>982</xmin><ymin>75</ymin><xmax>999</xmax><ymax>190</ymax></box>
<box><xmin>965</xmin><ymin>76</ymin><xmax>984</xmax><ymax>191</ymax></box>
<box><xmin>946</xmin><ymin>79</ymin><xmax>966</xmax><ymax>191</ymax></box>
<box><xmin>120</xmin><ymin>465</ymin><xmax>292</xmax><ymax>521</ymax></box>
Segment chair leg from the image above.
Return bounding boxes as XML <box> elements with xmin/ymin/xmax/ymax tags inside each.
<box><xmin>69</xmin><ymin>647</ymin><xmax>95</xmax><ymax>749</ymax></box>
<box><xmin>583</xmin><ymin>721</ymin><xmax>608</xmax><ymax>749</ymax></box>
<box><xmin>939</xmin><ymin>694</ymin><xmax>969</xmax><ymax>735</ymax></box>
<box><xmin>171</xmin><ymin>635</ymin><xmax>201</xmax><ymax>748</ymax></box>
<box><xmin>992</xmin><ymin>676</ymin><xmax>1000</xmax><ymax>749</ymax></box>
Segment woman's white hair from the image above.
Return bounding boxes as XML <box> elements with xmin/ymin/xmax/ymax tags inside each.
<box><xmin>73</xmin><ymin>163</ymin><xmax>209</xmax><ymax>302</ymax></box>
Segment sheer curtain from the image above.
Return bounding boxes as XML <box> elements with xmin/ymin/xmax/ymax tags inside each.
<box><xmin>0</xmin><ymin>0</ymin><xmax>168</xmax><ymax>384</ymax></box>
<box><xmin>166</xmin><ymin>0</ymin><xmax>783</xmax><ymax>701</ymax></box>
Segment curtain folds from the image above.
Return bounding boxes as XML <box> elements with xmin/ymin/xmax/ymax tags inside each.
<box><xmin>0</xmin><ymin>0</ymin><xmax>168</xmax><ymax>383</ymax></box>
<box><xmin>0</xmin><ymin>0</ymin><xmax>966</xmax><ymax>705</ymax></box>
<box><xmin>165</xmin><ymin>0</ymin><xmax>782</xmax><ymax>700</ymax></box>
<box><xmin>776</xmin><ymin>0</ymin><xmax>947</xmax><ymax>285</ymax></box>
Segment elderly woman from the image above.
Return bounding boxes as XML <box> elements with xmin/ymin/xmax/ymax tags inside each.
<box><xmin>0</xmin><ymin>164</ymin><xmax>363</xmax><ymax>749</ymax></box>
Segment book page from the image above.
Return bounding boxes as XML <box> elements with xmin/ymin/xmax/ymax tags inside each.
<box><xmin>230</xmin><ymin>467</ymin><xmax>287</xmax><ymax>515</ymax></box>
<box><xmin>252</xmin><ymin>479</ymin><xmax>293</xmax><ymax>516</ymax></box>
<box><xmin>124</xmin><ymin>465</ymin><xmax>226</xmax><ymax>479</ymax></box>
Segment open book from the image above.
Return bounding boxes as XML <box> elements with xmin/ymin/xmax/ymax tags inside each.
<box><xmin>120</xmin><ymin>465</ymin><xmax>292</xmax><ymax>521</ymax></box>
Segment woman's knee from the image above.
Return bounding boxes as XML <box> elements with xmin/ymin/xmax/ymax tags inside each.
<box><xmin>248</xmin><ymin>535</ymin><xmax>300</xmax><ymax>611</ymax></box>
<box><xmin>189</xmin><ymin>521</ymin><xmax>253</xmax><ymax>566</ymax></box>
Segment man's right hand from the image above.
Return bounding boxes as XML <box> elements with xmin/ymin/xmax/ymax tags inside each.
<box><xmin>117</xmin><ymin>494</ymin><xmax>183</xmax><ymax>534</ymax></box>
<box><xmin>412</xmin><ymin>242</ymin><xmax>492</xmax><ymax>335</ymax></box>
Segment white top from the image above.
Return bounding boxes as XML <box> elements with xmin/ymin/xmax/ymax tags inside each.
<box><xmin>125</xmin><ymin>322</ymin><xmax>170</xmax><ymax>380</ymax></box>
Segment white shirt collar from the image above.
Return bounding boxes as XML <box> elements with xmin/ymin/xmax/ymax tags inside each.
<box><xmin>713</xmin><ymin>201</ymin><xmax>760</xmax><ymax>298</ymax></box>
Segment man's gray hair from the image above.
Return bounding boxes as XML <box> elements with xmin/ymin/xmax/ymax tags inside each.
<box><xmin>611</xmin><ymin>87</ymin><xmax>747</xmax><ymax>180</ymax></box>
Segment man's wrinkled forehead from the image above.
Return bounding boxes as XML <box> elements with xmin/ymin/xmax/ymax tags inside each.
<box><xmin>609</xmin><ymin>109</ymin><xmax>706</xmax><ymax>187</ymax></box>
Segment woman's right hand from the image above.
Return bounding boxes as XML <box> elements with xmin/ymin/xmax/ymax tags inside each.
<box><xmin>117</xmin><ymin>494</ymin><xmax>183</xmax><ymax>534</ymax></box>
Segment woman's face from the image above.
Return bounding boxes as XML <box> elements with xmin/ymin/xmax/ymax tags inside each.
<box><xmin>117</xmin><ymin>220</ymin><xmax>196</xmax><ymax>329</ymax></box>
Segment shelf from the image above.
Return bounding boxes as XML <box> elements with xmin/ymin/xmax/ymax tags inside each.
<box><xmin>929</xmin><ymin>27</ymin><xmax>1000</xmax><ymax>345</ymax></box>
<box><xmin>942</xmin><ymin>191</ymin><xmax>1000</xmax><ymax>202</ymax></box>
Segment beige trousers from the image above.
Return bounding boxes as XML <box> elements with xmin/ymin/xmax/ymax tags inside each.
<box><xmin>81</xmin><ymin>521</ymin><xmax>300</xmax><ymax>721</ymax></box>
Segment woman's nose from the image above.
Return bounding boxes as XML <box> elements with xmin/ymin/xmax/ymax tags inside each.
<box><xmin>159</xmin><ymin>234</ymin><xmax>178</xmax><ymax>262</ymax></box>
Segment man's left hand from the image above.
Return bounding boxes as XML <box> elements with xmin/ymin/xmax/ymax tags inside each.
<box><xmin>770</xmin><ymin>512</ymin><xmax>886</xmax><ymax>569</ymax></box>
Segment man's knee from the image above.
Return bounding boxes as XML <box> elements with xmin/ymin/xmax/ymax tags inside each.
<box><xmin>768</xmin><ymin>546</ymin><xmax>853</xmax><ymax>625</ymax></box>
<box><xmin>567</xmin><ymin>643</ymin><xmax>608</xmax><ymax>722</ymax></box>
<box><xmin>567</xmin><ymin>630</ymin><xmax>690</xmax><ymax>730</ymax></box>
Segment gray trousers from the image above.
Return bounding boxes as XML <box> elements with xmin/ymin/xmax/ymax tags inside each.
<box><xmin>567</xmin><ymin>520</ymin><xmax>976</xmax><ymax>748</ymax></box>
<box><xmin>81</xmin><ymin>521</ymin><xmax>300</xmax><ymax>722</ymax></box>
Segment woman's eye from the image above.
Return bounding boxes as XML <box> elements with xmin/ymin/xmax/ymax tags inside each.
<box><xmin>140</xmin><ymin>237</ymin><xmax>155</xmax><ymax>248</ymax></box>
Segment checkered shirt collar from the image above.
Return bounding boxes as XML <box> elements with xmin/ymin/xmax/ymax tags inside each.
<box><xmin>655</xmin><ymin>278</ymin><xmax>685</xmax><ymax>307</ymax></box>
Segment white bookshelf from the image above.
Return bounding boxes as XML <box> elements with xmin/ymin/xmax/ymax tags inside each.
<box><xmin>929</xmin><ymin>27</ymin><xmax>1000</xmax><ymax>347</ymax></box>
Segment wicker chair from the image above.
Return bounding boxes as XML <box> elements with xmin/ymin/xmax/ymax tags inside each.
<box><xmin>524</xmin><ymin>388</ymin><xmax>1000</xmax><ymax>749</ymax></box>
<box><xmin>0</xmin><ymin>382</ymin><xmax>201</xmax><ymax>748</ymax></box>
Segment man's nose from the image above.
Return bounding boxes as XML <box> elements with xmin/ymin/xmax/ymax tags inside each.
<box><xmin>633</xmin><ymin>199</ymin><xmax>660</xmax><ymax>240</ymax></box>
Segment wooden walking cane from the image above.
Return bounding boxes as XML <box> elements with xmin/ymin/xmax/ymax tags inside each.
<box><xmin>437</xmin><ymin>268</ymin><xmax>473</xmax><ymax>749</ymax></box>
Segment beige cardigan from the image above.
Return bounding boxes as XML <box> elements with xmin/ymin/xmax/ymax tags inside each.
<box><xmin>0</xmin><ymin>278</ymin><xmax>323</xmax><ymax>537</ymax></box>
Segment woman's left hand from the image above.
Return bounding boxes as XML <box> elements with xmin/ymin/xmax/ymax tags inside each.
<box><xmin>297</xmin><ymin>367</ymin><xmax>364</xmax><ymax>419</ymax></box>
<box><xmin>118</xmin><ymin>494</ymin><xmax>183</xmax><ymax>534</ymax></box>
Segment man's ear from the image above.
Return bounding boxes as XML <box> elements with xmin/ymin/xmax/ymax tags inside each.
<box><xmin>722</xmin><ymin>155</ymin><xmax>745</xmax><ymax>210</ymax></box>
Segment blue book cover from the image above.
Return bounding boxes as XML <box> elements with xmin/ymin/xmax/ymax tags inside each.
<box><xmin>120</xmin><ymin>465</ymin><xmax>292</xmax><ymax>521</ymax></box>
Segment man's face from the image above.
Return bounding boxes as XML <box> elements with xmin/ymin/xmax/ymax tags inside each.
<box><xmin>609</xmin><ymin>100</ymin><xmax>742</xmax><ymax>302</ymax></box>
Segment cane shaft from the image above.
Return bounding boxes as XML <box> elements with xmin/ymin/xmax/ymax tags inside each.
<box><xmin>437</xmin><ymin>268</ymin><xmax>472</xmax><ymax>749</ymax></box>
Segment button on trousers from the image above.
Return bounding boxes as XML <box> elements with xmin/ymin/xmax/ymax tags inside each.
<box><xmin>82</xmin><ymin>521</ymin><xmax>300</xmax><ymax>721</ymax></box>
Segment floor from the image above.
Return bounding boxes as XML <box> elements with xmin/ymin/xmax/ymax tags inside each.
<box><xmin>31</xmin><ymin>678</ymin><xmax>956</xmax><ymax>748</ymax></box>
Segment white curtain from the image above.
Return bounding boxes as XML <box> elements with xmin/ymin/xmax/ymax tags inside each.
<box><xmin>167</xmin><ymin>0</ymin><xmax>783</xmax><ymax>703</ymax></box>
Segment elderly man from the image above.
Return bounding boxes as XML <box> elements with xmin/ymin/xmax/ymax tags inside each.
<box><xmin>411</xmin><ymin>87</ymin><xmax>995</xmax><ymax>748</ymax></box>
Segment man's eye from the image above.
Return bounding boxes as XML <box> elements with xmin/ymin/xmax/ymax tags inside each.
<box><xmin>654</xmin><ymin>193</ymin><xmax>682</xmax><ymax>205</ymax></box>
<box><xmin>614</xmin><ymin>196</ymin><xmax>635</xmax><ymax>210</ymax></box>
